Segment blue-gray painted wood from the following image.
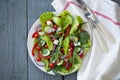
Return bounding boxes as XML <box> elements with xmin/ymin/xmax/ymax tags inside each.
<box><xmin>0</xmin><ymin>0</ymin><xmax>27</xmax><ymax>80</ymax></box>
<box><xmin>27</xmin><ymin>0</ymin><xmax>62</xmax><ymax>80</ymax></box>
<box><xmin>112</xmin><ymin>0</ymin><xmax>120</xmax><ymax>5</ymax></box>
<box><xmin>64</xmin><ymin>73</ymin><xmax>77</xmax><ymax>80</ymax></box>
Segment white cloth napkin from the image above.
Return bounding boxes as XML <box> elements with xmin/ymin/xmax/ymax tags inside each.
<box><xmin>51</xmin><ymin>0</ymin><xmax>120</xmax><ymax>80</ymax></box>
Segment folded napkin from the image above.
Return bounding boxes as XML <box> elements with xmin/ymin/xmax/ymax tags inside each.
<box><xmin>51</xmin><ymin>0</ymin><xmax>120</xmax><ymax>80</ymax></box>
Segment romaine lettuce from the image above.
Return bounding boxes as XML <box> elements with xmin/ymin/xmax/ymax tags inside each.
<box><xmin>40</xmin><ymin>12</ymin><xmax>54</xmax><ymax>30</ymax></box>
<box><xmin>42</xmin><ymin>36</ymin><xmax>53</xmax><ymax>51</ymax></box>
<box><xmin>70</xmin><ymin>16</ymin><xmax>83</xmax><ymax>34</ymax></box>
<box><xmin>63</xmin><ymin>36</ymin><xmax>70</xmax><ymax>55</ymax></box>
<box><xmin>53</xmin><ymin>15</ymin><xmax>72</xmax><ymax>30</ymax></box>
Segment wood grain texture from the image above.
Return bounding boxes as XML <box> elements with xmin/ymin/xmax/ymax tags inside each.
<box><xmin>0</xmin><ymin>0</ymin><xmax>27</xmax><ymax>80</ymax></box>
<box><xmin>112</xmin><ymin>0</ymin><xmax>120</xmax><ymax>5</ymax></box>
<box><xmin>27</xmin><ymin>0</ymin><xmax>62</xmax><ymax>80</ymax></box>
<box><xmin>0</xmin><ymin>0</ymin><xmax>119</xmax><ymax>80</ymax></box>
<box><xmin>64</xmin><ymin>73</ymin><xmax>77</xmax><ymax>80</ymax></box>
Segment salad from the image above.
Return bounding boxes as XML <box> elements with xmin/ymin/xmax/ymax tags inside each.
<box><xmin>31</xmin><ymin>10</ymin><xmax>91</xmax><ymax>75</ymax></box>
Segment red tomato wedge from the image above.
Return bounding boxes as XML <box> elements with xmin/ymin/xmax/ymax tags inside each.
<box><xmin>32</xmin><ymin>42</ymin><xmax>39</xmax><ymax>56</ymax></box>
<box><xmin>64</xmin><ymin>25</ymin><xmax>71</xmax><ymax>38</ymax></box>
<box><xmin>36</xmin><ymin>45</ymin><xmax>42</xmax><ymax>51</ymax></box>
<box><xmin>60</xmin><ymin>47</ymin><xmax>65</xmax><ymax>55</ymax></box>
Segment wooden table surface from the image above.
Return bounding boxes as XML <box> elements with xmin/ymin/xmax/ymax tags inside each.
<box><xmin>0</xmin><ymin>0</ymin><xmax>120</xmax><ymax>80</ymax></box>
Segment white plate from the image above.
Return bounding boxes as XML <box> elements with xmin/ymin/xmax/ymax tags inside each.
<box><xmin>27</xmin><ymin>12</ymin><xmax>93</xmax><ymax>75</ymax></box>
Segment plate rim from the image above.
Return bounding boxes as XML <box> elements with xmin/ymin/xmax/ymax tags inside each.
<box><xmin>27</xmin><ymin>12</ymin><xmax>93</xmax><ymax>75</ymax></box>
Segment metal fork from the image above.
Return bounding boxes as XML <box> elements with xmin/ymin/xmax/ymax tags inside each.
<box><xmin>76</xmin><ymin>0</ymin><xmax>117</xmax><ymax>52</ymax></box>
<box><xmin>76</xmin><ymin>0</ymin><xmax>109</xmax><ymax>52</ymax></box>
<box><xmin>77</xmin><ymin>0</ymin><xmax>115</xmax><ymax>44</ymax></box>
<box><xmin>84</xmin><ymin>11</ymin><xmax>108</xmax><ymax>52</ymax></box>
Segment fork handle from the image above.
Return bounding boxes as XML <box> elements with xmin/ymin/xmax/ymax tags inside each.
<box><xmin>97</xmin><ymin>22</ymin><xmax>115</xmax><ymax>43</ymax></box>
<box><xmin>93</xmin><ymin>28</ymin><xmax>108</xmax><ymax>52</ymax></box>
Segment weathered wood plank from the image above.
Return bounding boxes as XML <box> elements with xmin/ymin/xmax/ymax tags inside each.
<box><xmin>112</xmin><ymin>0</ymin><xmax>120</xmax><ymax>5</ymax></box>
<box><xmin>64</xmin><ymin>72</ymin><xmax>77</xmax><ymax>80</ymax></box>
<box><xmin>0</xmin><ymin>0</ymin><xmax>27</xmax><ymax>80</ymax></box>
<box><xmin>0</xmin><ymin>0</ymin><xmax>8</xmax><ymax>80</ymax></box>
<box><xmin>27</xmin><ymin>0</ymin><xmax>62</xmax><ymax>80</ymax></box>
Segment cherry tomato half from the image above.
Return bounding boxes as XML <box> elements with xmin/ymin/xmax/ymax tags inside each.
<box><xmin>53</xmin><ymin>24</ymin><xmax>58</xmax><ymax>29</ymax></box>
<box><xmin>36</xmin><ymin>57</ymin><xmax>41</xmax><ymax>62</ymax></box>
<box><xmin>32</xmin><ymin>31</ymin><xmax>39</xmax><ymax>38</ymax></box>
<box><xmin>49</xmin><ymin>63</ymin><xmax>55</xmax><ymax>69</ymax></box>
<box><xmin>79</xmin><ymin>53</ymin><xmax>84</xmax><ymax>58</ymax></box>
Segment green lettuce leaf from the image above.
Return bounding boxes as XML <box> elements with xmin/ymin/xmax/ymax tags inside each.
<box><xmin>63</xmin><ymin>36</ymin><xmax>70</xmax><ymax>55</ymax></box>
<box><xmin>84</xmin><ymin>41</ymin><xmax>91</xmax><ymax>53</ymax></box>
<box><xmin>42</xmin><ymin>59</ymin><xmax>51</xmax><ymax>72</ymax></box>
<box><xmin>53</xmin><ymin>15</ymin><xmax>72</xmax><ymax>30</ymax></box>
<box><xmin>73</xmin><ymin>54</ymin><xmax>82</xmax><ymax>70</ymax></box>
<box><xmin>79</xmin><ymin>30</ymin><xmax>90</xmax><ymax>44</ymax></box>
<box><xmin>62</xmin><ymin>15</ymin><xmax>72</xmax><ymax>30</ymax></box>
<box><xmin>55</xmin><ymin>66</ymin><xmax>74</xmax><ymax>75</ymax></box>
<box><xmin>42</xmin><ymin>36</ymin><xmax>53</xmax><ymax>51</ymax></box>
<box><xmin>33</xmin><ymin>38</ymin><xmax>38</xmax><ymax>44</ymax></box>
<box><xmin>72</xmin><ymin>47</ymin><xmax>82</xmax><ymax>70</ymax></box>
<box><xmin>40</xmin><ymin>12</ymin><xmax>54</xmax><ymax>30</ymax></box>
<box><xmin>70</xmin><ymin>16</ymin><xmax>83</xmax><ymax>34</ymax></box>
<box><xmin>50</xmin><ymin>52</ymin><xmax>60</xmax><ymax>62</ymax></box>
<box><xmin>81</xmin><ymin>39</ymin><xmax>91</xmax><ymax>48</ymax></box>
<box><xmin>52</xmin><ymin>17</ymin><xmax>62</xmax><ymax>27</ymax></box>
<box><xmin>59</xmin><ymin>36</ymin><xmax>63</xmax><ymax>47</ymax></box>
<box><xmin>60</xmin><ymin>10</ymin><xmax>71</xmax><ymax>16</ymax></box>
<box><xmin>73</xmin><ymin>55</ymin><xmax>82</xmax><ymax>64</ymax></box>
